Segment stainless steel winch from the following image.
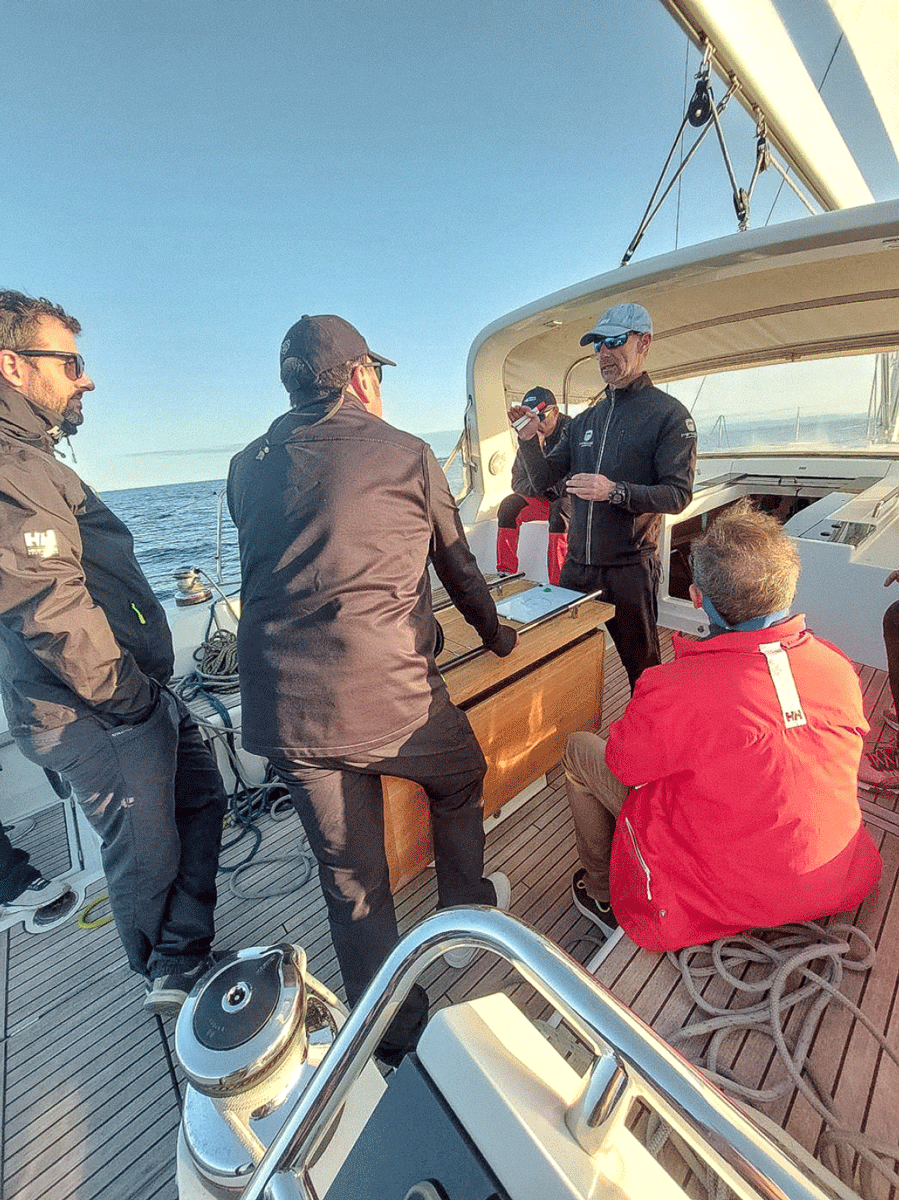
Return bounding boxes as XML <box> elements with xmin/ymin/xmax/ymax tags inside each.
<box><xmin>175</xmin><ymin>944</ymin><xmax>352</xmax><ymax>1193</ymax></box>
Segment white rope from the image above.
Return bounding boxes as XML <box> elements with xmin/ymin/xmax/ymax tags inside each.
<box><xmin>664</xmin><ymin>923</ymin><xmax>899</xmax><ymax>1195</ymax></box>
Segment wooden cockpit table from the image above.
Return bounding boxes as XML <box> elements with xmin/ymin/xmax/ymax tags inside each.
<box><xmin>383</xmin><ymin>577</ymin><xmax>614</xmax><ymax>890</ymax></box>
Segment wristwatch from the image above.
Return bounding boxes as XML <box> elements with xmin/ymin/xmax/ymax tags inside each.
<box><xmin>609</xmin><ymin>482</ymin><xmax>628</xmax><ymax>506</ymax></box>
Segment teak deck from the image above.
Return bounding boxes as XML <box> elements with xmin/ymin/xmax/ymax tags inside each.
<box><xmin>2</xmin><ymin>630</ymin><xmax>898</xmax><ymax>1200</ymax></box>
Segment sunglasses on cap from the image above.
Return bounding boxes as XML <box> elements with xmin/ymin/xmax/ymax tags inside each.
<box><xmin>592</xmin><ymin>332</ymin><xmax>631</xmax><ymax>350</ymax></box>
<box><xmin>17</xmin><ymin>350</ymin><xmax>86</xmax><ymax>380</ymax></box>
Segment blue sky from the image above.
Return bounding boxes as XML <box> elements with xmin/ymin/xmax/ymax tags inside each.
<box><xmin>4</xmin><ymin>0</ymin><xmax>896</xmax><ymax>490</ymax></box>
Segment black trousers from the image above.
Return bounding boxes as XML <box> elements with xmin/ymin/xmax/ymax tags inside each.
<box><xmin>21</xmin><ymin>691</ymin><xmax>227</xmax><ymax>977</ymax></box>
<box><xmin>0</xmin><ymin>829</ymin><xmax>39</xmax><ymax>904</ymax></box>
<box><xmin>559</xmin><ymin>556</ymin><xmax>662</xmax><ymax>691</ymax></box>
<box><xmin>269</xmin><ymin>694</ymin><xmax>494</xmax><ymax>1060</ymax></box>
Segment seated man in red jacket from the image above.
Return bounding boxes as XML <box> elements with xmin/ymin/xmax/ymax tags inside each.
<box><xmin>564</xmin><ymin>499</ymin><xmax>882</xmax><ymax>951</ymax></box>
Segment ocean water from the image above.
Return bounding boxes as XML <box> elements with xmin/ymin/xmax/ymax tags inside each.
<box><xmin>103</xmin><ymin>451</ymin><xmax>465</xmax><ymax>602</ymax></box>
<box><xmin>102</xmin><ymin>479</ymin><xmax>239</xmax><ymax>602</ymax></box>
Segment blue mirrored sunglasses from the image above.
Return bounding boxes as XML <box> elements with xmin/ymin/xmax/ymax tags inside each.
<box><xmin>592</xmin><ymin>332</ymin><xmax>631</xmax><ymax>350</ymax></box>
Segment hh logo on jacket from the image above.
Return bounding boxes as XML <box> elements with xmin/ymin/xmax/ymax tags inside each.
<box><xmin>24</xmin><ymin>529</ymin><xmax>60</xmax><ymax>559</ymax></box>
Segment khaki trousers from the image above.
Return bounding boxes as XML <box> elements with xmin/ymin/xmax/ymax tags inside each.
<box><xmin>562</xmin><ymin>731</ymin><xmax>630</xmax><ymax>904</ymax></box>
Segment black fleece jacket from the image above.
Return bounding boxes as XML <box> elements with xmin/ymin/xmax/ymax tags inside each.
<box><xmin>516</xmin><ymin>373</ymin><xmax>696</xmax><ymax>566</ymax></box>
<box><xmin>227</xmin><ymin>393</ymin><xmax>514</xmax><ymax>758</ymax></box>
<box><xmin>510</xmin><ymin>412</ymin><xmax>570</xmax><ymax>500</ymax></box>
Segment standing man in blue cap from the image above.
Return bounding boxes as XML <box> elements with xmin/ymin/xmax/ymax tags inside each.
<box><xmin>509</xmin><ymin>302</ymin><xmax>696</xmax><ymax>690</ymax></box>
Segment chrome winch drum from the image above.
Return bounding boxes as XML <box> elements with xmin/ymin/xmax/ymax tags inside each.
<box><xmin>175</xmin><ymin>944</ymin><xmax>347</xmax><ymax>1191</ymax></box>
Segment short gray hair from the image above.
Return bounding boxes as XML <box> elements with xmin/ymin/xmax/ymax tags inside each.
<box><xmin>690</xmin><ymin>498</ymin><xmax>800</xmax><ymax>626</ymax></box>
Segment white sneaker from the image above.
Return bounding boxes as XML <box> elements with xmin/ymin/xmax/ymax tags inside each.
<box><xmin>488</xmin><ymin>871</ymin><xmax>511</xmax><ymax>912</ymax></box>
<box><xmin>443</xmin><ymin>872</ymin><xmax>511</xmax><ymax>968</ymax></box>
<box><xmin>3</xmin><ymin>875</ymin><xmax>70</xmax><ymax>914</ymax></box>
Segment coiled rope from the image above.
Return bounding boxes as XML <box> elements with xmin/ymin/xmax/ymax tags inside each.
<box><xmin>653</xmin><ymin>922</ymin><xmax>899</xmax><ymax>1198</ymax></box>
<box><xmin>174</xmin><ymin>625</ymin><xmax>315</xmax><ymax>902</ymax></box>
<box><xmin>191</xmin><ymin>628</ymin><xmax>239</xmax><ymax>688</ymax></box>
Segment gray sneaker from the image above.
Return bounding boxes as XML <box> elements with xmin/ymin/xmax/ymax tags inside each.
<box><xmin>144</xmin><ymin>953</ymin><xmax>217</xmax><ymax>1014</ymax></box>
<box><xmin>443</xmin><ymin>871</ymin><xmax>511</xmax><ymax>968</ymax></box>
<box><xmin>3</xmin><ymin>875</ymin><xmax>71</xmax><ymax>915</ymax></box>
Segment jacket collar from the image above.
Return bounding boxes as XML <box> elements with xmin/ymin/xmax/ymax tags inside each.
<box><xmin>675</xmin><ymin>614</ymin><xmax>808</xmax><ymax>658</ymax></box>
<box><xmin>264</xmin><ymin>390</ymin><xmax>367</xmax><ymax>446</ymax></box>
<box><xmin>0</xmin><ymin>387</ymin><xmax>61</xmax><ymax>454</ymax></box>
<box><xmin>606</xmin><ymin>371</ymin><xmax>652</xmax><ymax>403</ymax></box>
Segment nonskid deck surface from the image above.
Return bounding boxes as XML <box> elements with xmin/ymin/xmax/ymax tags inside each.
<box><xmin>2</xmin><ymin>630</ymin><xmax>897</xmax><ymax>1200</ymax></box>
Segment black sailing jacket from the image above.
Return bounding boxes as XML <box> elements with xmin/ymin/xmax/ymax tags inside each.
<box><xmin>510</xmin><ymin>412</ymin><xmax>570</xmax><ymax>500</ymax></box>
<box><xmin>0</xmin><ymin>391</ymin><xmax>172</xmax><ymax>739</ymax></box>
<box><xmin>516</xmin><ymin>373</ymin><xmax>696</xmax><ymax>566</ymax></box>
<box><xmin>227</xmin><ymin>393</ymin><xmax>513</xmax><ymax>758</ymax></box>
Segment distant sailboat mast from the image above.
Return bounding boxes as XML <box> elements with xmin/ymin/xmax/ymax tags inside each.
<box><xmin>867</xmin><ymin>352</ymin><xmax>899</xmax><ymax>443</ymax></box>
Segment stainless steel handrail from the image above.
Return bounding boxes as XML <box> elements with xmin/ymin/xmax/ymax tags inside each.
<box><xmin>235</xmin><ymin>908</ymin><xmax>836</xmax><ymax>1200</ymax></box>
<box><xmin>432</xmin><ymin>571</ymin><xmax>524</xmax><ymax>612</ymax></box>
<box><xmin>871</xmin><ymin>483</ymin><xmax>899</xmax><ymax>519</ymax></box>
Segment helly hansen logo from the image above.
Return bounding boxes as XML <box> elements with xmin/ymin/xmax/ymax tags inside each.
<box><xmin>24</xmin><ymin>529</ymin><xmax>60</xmax><ymax>559</ymax></box>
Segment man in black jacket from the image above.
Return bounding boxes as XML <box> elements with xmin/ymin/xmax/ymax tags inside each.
<box><xmin>509</xmin><ymin>303</ymin><xmax>696</xmax><ymax>690</ymax></box>
<box><xmin>496</xmin><ymin>386</ymin><xmax>571</xmax><ymax>584</ymax></box>
<box><xmin>228</xmin><ymin>314</ymin><xmax>517</xmax><ymax>1065</ymax></box>
<box><xmin>0</xmin><ymin>290</ymin><xmax>226</xmax><ymax>1009</ymax></box>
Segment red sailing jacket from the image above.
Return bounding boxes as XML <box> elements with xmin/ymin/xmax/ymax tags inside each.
<box><xmin>607</xmin><ymin>617</ymin><xmax>882</xmax><ymax>951</ymax></box>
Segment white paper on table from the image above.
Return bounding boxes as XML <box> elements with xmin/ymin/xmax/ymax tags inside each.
<box><xmin>494</xmin><ymin>585</ymin><xmax>588</xmax><ymax>625</ymax></box>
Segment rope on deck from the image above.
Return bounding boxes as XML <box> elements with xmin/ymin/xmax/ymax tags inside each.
<box><xmin>662</xmin><ymin>922</ymin><xmax>899</xmax><ymax>1198</ymax></box>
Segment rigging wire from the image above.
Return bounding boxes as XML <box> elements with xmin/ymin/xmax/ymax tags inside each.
<box><xmin>674</xmin><ymin>37</ymin><xmax>690</xmax><ymax>251</ymax></box>
<box><xmin>622</xmin><ymin>35</ymin><xmax>824</xmax><ymax>264</ymax></box>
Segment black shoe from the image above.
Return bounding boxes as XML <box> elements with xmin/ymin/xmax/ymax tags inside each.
<box><xmin>571</xmin><ymin>869</ymin><xmax>619</xmax><ymax>935</ymax></box>
<box><xmin>144</xmin><ymin>952</ymin><xmax>217</xmax><ymax>1014</ymax></box>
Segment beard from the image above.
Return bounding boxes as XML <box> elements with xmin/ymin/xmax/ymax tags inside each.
<box><xmin>60</xmin><ymin>402</ymin><xmax>84</xmax><ymax>437</ymax></box>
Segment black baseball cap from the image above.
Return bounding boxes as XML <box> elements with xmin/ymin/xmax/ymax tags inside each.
<box><xmin>522</xmin><ymin>386</ymin><xmax>557</xmax><ymax>411</ymax></box>
<box><xmin>280</xmin><ymin>314</ymin><xmax>396</xmax><ymax>392</ymax></box>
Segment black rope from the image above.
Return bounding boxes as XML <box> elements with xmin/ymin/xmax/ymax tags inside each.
<box><xmin>153</xmin><ymin>1013</ymin><xmax>182</xmax><ymax>1109</ymax></box>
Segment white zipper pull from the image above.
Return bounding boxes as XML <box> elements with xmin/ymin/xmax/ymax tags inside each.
<box><xmin>625</xmin><ymin>817</ymin><xmax>653</xmax><ymax>901</ymax></box>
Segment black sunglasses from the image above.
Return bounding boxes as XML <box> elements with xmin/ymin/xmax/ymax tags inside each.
<box><xmin>365</xmin><ymin>360</ymin><xmax>383</xmax><ymax>383</ymax></box>
<box><xmin>17</xmin><ymin>350</ymin><xmax>86</xmax><ymax>380</ymax></box>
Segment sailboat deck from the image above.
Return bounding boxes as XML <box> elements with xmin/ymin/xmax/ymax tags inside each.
<box><xmin>2</xmin><ymin>632</ymin><xmax>898</xmax><ymax>1200</ymax></box>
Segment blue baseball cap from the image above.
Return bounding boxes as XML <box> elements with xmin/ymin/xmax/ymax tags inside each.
<box><xmin>579</xmin><ymin>302</ymin><xmax>653</xmax><ymax>345</ymax></box>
